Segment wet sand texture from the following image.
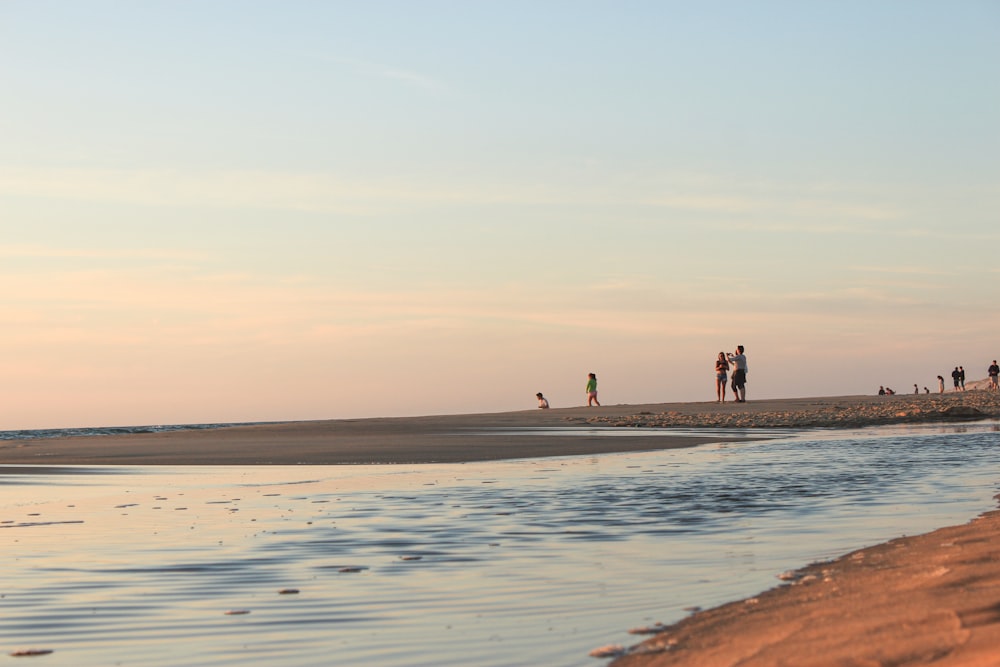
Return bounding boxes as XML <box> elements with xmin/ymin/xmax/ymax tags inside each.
<box><xmin>3</xmin><ymin>391</ymin><xmax>1000</xmax><ymax>665</ymax></box>
<box><xmin>2</xmin><ymin>392</ymin><xmax>998</xmax><ymax>466</ymax></box>
<box><xmin>613</xmin><ymin>509</ymin><xmax>1000</xmax><ymax>667</ymax></box>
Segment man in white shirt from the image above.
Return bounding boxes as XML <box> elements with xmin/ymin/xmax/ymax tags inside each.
<box><xmin>727</xmin><ymin>345</ymin><xmax>748</xmax><ymax>403</ymax></box>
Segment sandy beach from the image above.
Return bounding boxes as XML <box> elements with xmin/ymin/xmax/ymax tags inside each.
<box><xmin>611</xmin><ymin>509</ymin><xmax>1000</xmax><ymax>667</ymax></box>
<box><xmin>3</xmin><ymin>391</ymin><xmax>999</xmax><ymax>467</ymax></box>
<box><xmin>5</xmin><ymin>391</ymin><xmax>1000</xmax><ymax>666</ymax></box>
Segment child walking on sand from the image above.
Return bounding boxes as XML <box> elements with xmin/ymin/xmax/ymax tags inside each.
<box><xmin>586</xmin><ymin>373</ymin><xmax>600</xmax><ymax>407</ymax></box>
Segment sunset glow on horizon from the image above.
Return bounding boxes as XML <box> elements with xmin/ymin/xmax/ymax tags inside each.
<box><xmin>2</xmin><ymin>1</ymin><xmax>999</xmax><ymax>429</ymax></box>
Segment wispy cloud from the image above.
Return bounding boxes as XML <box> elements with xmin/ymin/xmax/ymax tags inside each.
<box><xmin>0</xmin><ymin>243</ymin><xmax>209</xmax><ymax>262</ymax></box>
<box><xmin>848</xmin><ymin>265</ymin><xmax>953</xmax><ymax>276</ymax></box>
<box><xmin>324</xmin><ymin>56</ymin><xmax>448</xmax><ymax>91</ymax></box>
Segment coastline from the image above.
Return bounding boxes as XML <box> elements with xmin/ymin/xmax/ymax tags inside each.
<box><xmin>610</xmin><ymin>509</ymin><xmax>1000</xmax><ymax>667</ymax></box>
<box><xmin>0</xmin><ymin>391</ymin><xmax>997</xmax><ymax>466</ymax></box>
<box><xmin>4</xmin><ymin>392</ymin><xmax>1000</xmax><ymax>664</ymax></box>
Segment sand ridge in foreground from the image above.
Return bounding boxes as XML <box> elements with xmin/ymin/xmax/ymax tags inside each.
<box><xmin>612</xmin><ymin>509</ymin><xmax>1000</xmax><ymax>667</ymax></box>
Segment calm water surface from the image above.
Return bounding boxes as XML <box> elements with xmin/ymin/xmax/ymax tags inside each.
<box><xmin>2</xmin><ymin>422</ymin><xmax>1000</xmax><ymax>666</ymax></box>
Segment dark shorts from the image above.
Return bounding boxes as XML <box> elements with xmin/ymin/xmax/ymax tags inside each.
<box><xmin>732</xmin><ymin>368</ymin><xmax>746</xmax><ymax>389</ymax></box>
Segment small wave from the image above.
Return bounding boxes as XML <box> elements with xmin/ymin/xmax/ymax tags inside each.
<box><xmin>0</xmin><ymin>422</ymin><xmax>270</xmax><ymax>442</ymax></box>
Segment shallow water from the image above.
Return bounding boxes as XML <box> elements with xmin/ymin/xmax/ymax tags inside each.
<box><xmin>2</xmin><ymin>422</ymin><xmax>999</xmax><ymax>666</ymax></box>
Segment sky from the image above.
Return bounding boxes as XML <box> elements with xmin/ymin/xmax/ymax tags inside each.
<box><xmin>1</xmin><ymin>1</ymin><xmax>999</xmax><ymax>429</ymax></box>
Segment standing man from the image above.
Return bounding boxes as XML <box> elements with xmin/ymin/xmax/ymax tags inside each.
<box><xmin>952</xmin><ymin>367</ymin><xmax>961</xmax><ymax>391</ymax></box>
<box><xmin>988</xmin><ymin>360</ymin><xmax>999</xmax><ymax>391</ymax></box>
<box><xmin>727</xmin><ymin>345</ymin><xmax>748</xmax><ymax>403</ymax></box>
<box><xmin>959</xmin><ymin>366</ymin><xmax>966</xmax><ymax>391</ymax></box>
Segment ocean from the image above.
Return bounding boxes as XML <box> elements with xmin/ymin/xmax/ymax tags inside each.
<box><xmin>2</xmin><ymin>421</ymin><xmax>999</xmax><ymax>666</ymax></box>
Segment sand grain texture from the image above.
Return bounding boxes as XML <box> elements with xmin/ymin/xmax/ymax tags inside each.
<box><xmin>613</xmin><ymin>511</ymin><xmax>1000</xmax><ymax>667</ymax></box>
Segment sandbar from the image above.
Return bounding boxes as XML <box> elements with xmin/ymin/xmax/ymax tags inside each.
<box><xmin>4</xmin><ymin>391</ymin><xmax>1000</xmax><ymax>665</ymax></box>
<box><xmin>1</xmin><ymin>392</ymin><xmax>997</xmax><ymax>467</ymax></box>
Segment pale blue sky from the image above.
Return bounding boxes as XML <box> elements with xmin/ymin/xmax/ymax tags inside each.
<box><xmin>1</xmin><ymin>1</ymin><xmax>998</xmax><ymax>428</ymax></box>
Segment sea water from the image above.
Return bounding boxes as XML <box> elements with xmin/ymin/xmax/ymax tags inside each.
<box><xmin>2</xmin><ymin>422</ymin><xmax>999</xmax><ymax>666</ymax></box>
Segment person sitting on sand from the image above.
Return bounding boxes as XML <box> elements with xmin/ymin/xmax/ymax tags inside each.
<box><xmin>727</xmin><ymin>346</ymin><xmax>748</xmax><ymax>403</ymax></box>
<box><xmin>715</xmin><ymin>352</ymin><xmax>730</xmax><ymax>402</ymax></box>
<box><xmin>878</xmin><ymin>386</ymin><xmax>886</xmax><ymax>396</ymax></box>
<box><xmin>585</xmin><ymin>373</ymin><xmax>600</xmax><ymax>407</ymax></box>
<box><xmin>536</xmin><ymin>392</ymin><xmax>549</xmax><ymax>409</ymax></box>
<box><xmin>885</xmin><ymin>387</ymin><xmax>896</xmax><ymax>395</ymax></box>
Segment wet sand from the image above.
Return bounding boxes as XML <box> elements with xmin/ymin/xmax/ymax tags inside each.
<box><xmin>0</xmin><ymin>404</ymin><xmax>741</xmax><ymax>466</ymax></box>
<box><xmin>1</xmin><ymin>392</ymin><xmax>998</xmax><ymax>467</ymax></box>
<box><xmin>596</xmin><ymin>392</ymin><xmax>1000</xmax><ymax>667</ymax></box>
<box><xmin>611</xmin><ymin>509</ymin><xmax>1000</xmax><ymax>667</ymax></box>
<box><xmin>5</xmin><ymin>392</ymin><xmax>1000</xmax><ymax>666</ymax></box>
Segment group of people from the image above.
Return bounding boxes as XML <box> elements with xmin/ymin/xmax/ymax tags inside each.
<box><xmin>535</xmin><ymin>348</ymin><xmax>996</xmax><ymax>410</ymax></box>
<box><xmin>950</xmin><ymin>366</ymin><xmax>967</xmax><ymax>391</ymax></box>
<box><xmin>535</xmin><ymin>372</ymin><xmax>598</xmax><ymax>409</ymax></box>
<box><xmin>878</xmin><ymin>385</ymin><xmax>932</xmax><ymax>396</ymax></box>
<box><xmin>714</xmin><ymin>345</ymin><xmax>748</xmax><ymax>403</ymax></box>
<box><xmin>536</xmin><ymin>346</ymin><xmax>750</xmax><ymax>410</ymax></box>
<box><xmin>534</xmin><ymin>373</ymin><xmax>601</xmax><ymax>409</ymax></box>
<box><xmin>877</xmin><ymin>361</ymin><xmax>1000</xmax><ymax>396</ymax></box>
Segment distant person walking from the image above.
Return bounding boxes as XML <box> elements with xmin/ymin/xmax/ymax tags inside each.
<box><xmin>937</xmin><ymin>376</ymin><xmax>945</xmax><ymax>393</ymax></box>
<box><xmin>727</xmin><ymin>345</ymin><xmax>748</xmax><ymax>403</ymax></box>
<box><xmin>585</xmin><ymin>373</ymin><xmax>600</xmax><ymax>407</ymax></box>
<box><xmin>536</xmin><ymin>392</ymin><xmax>550</xmax><ymax>409</ymax></box>
<box><xmin>715</xmin><ymin>352</ymin><xmax>730</xmax><ymax>402</ymax></box>
<box><xmin>913</xmin><ymin>384</ymin><xmax>919</xmax><ymax>394</ymax></box>
<box><xmin>989</xmin><ymin>361</ymin><xmax>1000</xmax><ymax>391</ymax></box>
<box><xmin>959</xmin><ymin>366</ymin><xmax>966</xmax><ymax>391</ymax></box>
<box><xmin>952</xmin><ymin>367</ymin><xmax>961</xmax><ymax>391</ymax></box>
